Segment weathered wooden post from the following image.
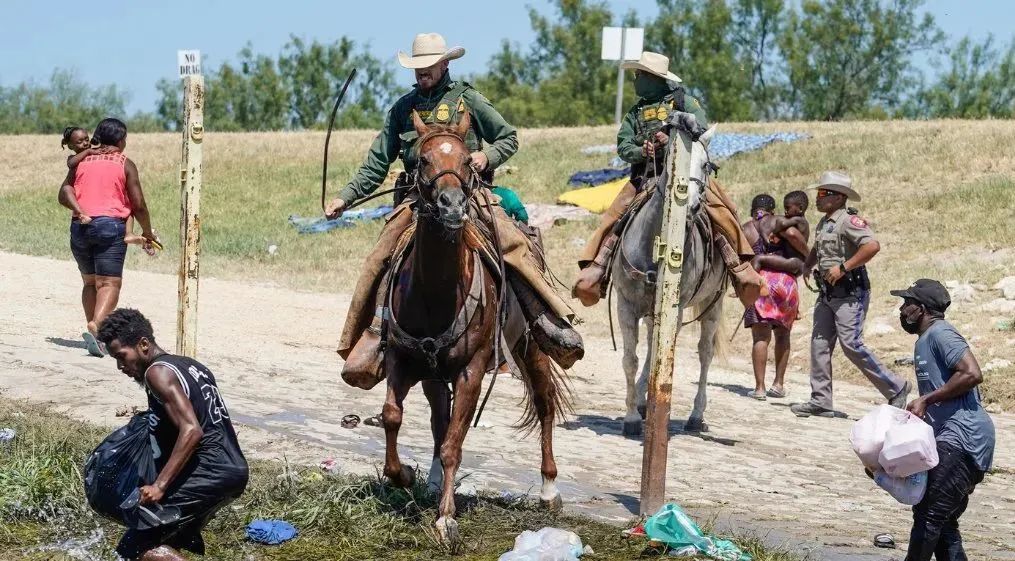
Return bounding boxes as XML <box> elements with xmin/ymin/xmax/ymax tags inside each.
<box><xmin>176</xmin><ymin>74</ymin><xmax>204</xmax><ymax>357</ymax></box>
<box><xmin>639</xmin><ymin>126</ymin><xmax>693</xmax><ymax>516</ymax></box>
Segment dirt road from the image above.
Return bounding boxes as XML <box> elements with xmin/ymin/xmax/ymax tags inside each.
<box><xmin>1</xmin><ymin>252</ymin><xmax>1011</xmax><ymax>560</ymax></box>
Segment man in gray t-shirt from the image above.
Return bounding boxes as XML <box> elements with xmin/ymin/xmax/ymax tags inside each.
<box><xmin>891</xmin><ymin>279</ymin><xmax>995</xmax><ymax>561</ymax></box>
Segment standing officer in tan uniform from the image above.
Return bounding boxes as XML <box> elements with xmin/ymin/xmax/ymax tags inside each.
<box><xmin>326</xmin><ymin>33</ymin><xmax>582</xmax><ymax>387</ymax></box>
<box><xmin>790</xmin><ymin>171</ymin><xmax>911</xmax><ymax>417</ymax></box>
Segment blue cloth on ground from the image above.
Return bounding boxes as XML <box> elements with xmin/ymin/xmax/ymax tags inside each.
<box><xmin>288</xmin><ymin>205</ymin><xmax>394</xmax><ymax>234</ymax></box>
<box><xmin>567</xmin><ymin>167</ymin><xmax>631</xmax><ymax>187</ymax></box>
<box><xmin>568</xmin><ymin>132</ymin><xmax>808</xmax><ymax>188</ymax></box>
<box><xmin>706</xmin><ymin>132</ymin><xmax>808</xmax><ymax>160</ymax></box>
<box><xmin>246</xmin><ymin>519</ymin><xmax>298</xmax><ymax>545</ymax></box>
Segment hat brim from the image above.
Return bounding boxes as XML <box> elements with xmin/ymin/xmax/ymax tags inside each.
<box><xmin>890</xmin><ymin>289</ymin><xmax>916</xmax><ymax>299</ymax></box>
<box><xmin>397</xmin><ymin>46</ymin><xmax>465</xmax><ymax>69</ymax></box>
<box><xmin>620</xmin><ymin>61</ymin><xmax>681</xmax><ymax>83</ymax></box>
<box><xmin>807</xmin><ymin>182</ymin><xmax>861</xmax><ymax>202</ymax></box>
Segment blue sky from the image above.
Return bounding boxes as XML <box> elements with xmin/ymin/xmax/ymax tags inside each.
<box><xmin>2</xmin><ymin>0</ymin><xmax>1006</xmax><ymax>114</ymax></box>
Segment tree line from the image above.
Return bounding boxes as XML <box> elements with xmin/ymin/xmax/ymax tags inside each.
<box><xmin>3</xmin><ymin>0</ymin><xmax>1014</xmax><ymax>134</ymax></box>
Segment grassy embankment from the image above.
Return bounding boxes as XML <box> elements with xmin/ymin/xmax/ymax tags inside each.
<box><xmin>1</xmin><ymin>120</ymin><xmax>1012</xmax><ymax>408</ymax></box>
<box><xmin>0</xmin><ymin>399</ymin><xmax>795</xmax><ymax>560</ymax></box>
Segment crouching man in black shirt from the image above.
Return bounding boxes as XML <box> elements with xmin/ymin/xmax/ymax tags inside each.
<box><xmin>98</xmin><ymin>308</ymin><xmax>248</xmax><ymax>561</ymax></box>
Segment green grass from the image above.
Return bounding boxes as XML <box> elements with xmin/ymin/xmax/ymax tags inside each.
<box><xmin>0</xmin><ymin>398</ymin><xmax>797</xmax><ymax>560</ymax></box>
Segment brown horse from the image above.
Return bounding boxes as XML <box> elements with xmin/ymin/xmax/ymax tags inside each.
<box><xmin>380</xmin><ymin>110</ymin><xmax>569</xmax><ymax>543</ymax></box>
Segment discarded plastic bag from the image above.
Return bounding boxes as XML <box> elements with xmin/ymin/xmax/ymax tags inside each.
<box><xmin>879</xmin><ymin>413</ymin><xmax>938</xmax><ymax>477</ymax></box>
<box><xmin>83</xmin><ymin>412</ymin><xmax>157</xmax><ymax>526</ymax></box>
<box><xmin>874</xmin><ymin>470</ymin><xmax>928</xmax><ymax>505</ymax></box>
<box><xmin>643</xmin><ymin>504</ymin><xmax>751</xmax><ymax>561</ymax></box>
<box><xmin>498</xmin><ymin>527</ymin><xmax>586</xmax><ymax>561</ymax></box>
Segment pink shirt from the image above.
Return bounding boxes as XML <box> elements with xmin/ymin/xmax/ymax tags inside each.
<box><xmin>73</xmin><ymin>152</ymin><xmax>131</xmax><ymax>219</ymax></box>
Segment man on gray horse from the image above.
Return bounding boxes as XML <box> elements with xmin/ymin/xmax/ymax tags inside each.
<box><xmin>572</xmin><ymin>51</ymin><xmax>765</xmax><ymax>309</ymax></box>
<box><xmin>327</xmin><ymin>33</ymin><xmax>582</xmax><ymax>385</ymax></box>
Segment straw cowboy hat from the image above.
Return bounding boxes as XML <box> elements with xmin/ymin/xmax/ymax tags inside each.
<box><xmin>807</xmin><ymin>170</ymin><xmax>861</xmax><ymax>202</ymax></box>
<box><xmin>397</xmin><ymin>33</ymin><xmax>465</xmax><ymax>69</ymax></box>
<box><xmin>620</xmin><ymin>51</ymin><xmax>682</xmax><ymax>83</ymax></box>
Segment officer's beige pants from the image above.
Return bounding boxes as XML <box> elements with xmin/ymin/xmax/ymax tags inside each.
<box><xmin>809</xmin><ymin>291</ymin><xmax>906</xmax><ymax>409</ymax></box>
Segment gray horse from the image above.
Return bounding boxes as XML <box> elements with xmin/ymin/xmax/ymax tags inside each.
<box><xmin>612</xmin><ymin>122</ymin><xmax>727</xmax><ymax>437</ymax></box>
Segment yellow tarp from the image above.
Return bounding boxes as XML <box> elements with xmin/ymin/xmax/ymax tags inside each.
<box><xmin>556</xmin><ymin>178</ymin><xmax>626</xmax><ymax>213</ymax></box>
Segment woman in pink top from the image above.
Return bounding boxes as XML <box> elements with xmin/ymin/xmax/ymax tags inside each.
<box><xmin>58</xmin><ymin>118</ymin><xmax>156</xmax><ymax>356</ymax></box>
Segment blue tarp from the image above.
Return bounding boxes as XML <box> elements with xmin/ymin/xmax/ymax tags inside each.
<box><xmin>707</xmin><ymin>132</ymin><xmax>808</xmax><ymax>160</ymax></box>
<box><xmin>571</xmin><ymin>132</ymin><xmax>808</xmax><ymax>187</ymax></box>
<box><xmin>288</xmin><ymin>205</ymin><xmax>394</xmax><ymax>235</ymax></box>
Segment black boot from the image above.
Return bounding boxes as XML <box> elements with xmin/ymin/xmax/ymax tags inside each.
<box><xmin>510</xmin><ymin>276</ymin><xmax>584</xmax><ymax>369</ymax></box>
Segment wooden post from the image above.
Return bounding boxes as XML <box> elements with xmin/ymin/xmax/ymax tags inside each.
<box><xmin>639</xmin><ymin>127</ymin><xmax>693</xmax><ymax>516</ymax></box>
<box><xmin>177</xmin><ymin>75</ymin><xmax>204</xmax><ymax>357</ymax></box>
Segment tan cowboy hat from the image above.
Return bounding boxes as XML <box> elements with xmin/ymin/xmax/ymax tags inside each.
<box><xmin>620</xmin><ymin>51</ymin><xmax>682</xmax><ymax>83</ymax></box>
<box><xmin>807</xmin><ymin>170</ymin><xmax>861</xmax><ymax>202</ymax></box>
<box><xmin>397</xmin><ymin>33</ymin><xmax>465</xmax><ymax>69</ymax></box>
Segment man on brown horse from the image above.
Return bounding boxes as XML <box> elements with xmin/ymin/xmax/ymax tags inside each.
<box><xmin>571</xmin><ymin>51</ymin><xmax>765</xmax><ymax>309</ymax></box>
<box><xmin>326</xmin><ymin>33</ymin><xmax>582</xmax><ymax>383</ymax></box>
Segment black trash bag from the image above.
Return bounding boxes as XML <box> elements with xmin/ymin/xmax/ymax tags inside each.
<box><xmin>83</xmin><ymin>412</ymin><xmax>157</xmax><ymax>526</ymax></box>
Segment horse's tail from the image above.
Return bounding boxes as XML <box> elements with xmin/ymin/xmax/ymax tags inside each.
<box><xmin>513</xmin><ymin>341</ymin><xmax>574</xmax><ymax>436</ymax></box>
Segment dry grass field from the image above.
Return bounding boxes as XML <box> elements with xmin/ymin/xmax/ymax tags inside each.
<box><xmin>1</xmin><ymin>120</ymin><xmax>1013</xmax><ymax>407</ymax></box>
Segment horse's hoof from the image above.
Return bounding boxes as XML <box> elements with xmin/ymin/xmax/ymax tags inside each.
<box><xmin>623</xmin><ymin>419</ymin><xmax>643</xmax><ymax>437</ymax></box>
<box><xmin>539</xmin><ymin>494</ymin><xmax>564</xmax><ymax>512</ymax></box>
<box><xmin>637</xmin><ymin>405</ymin><xmax>647</xmax><ymax>419</ymax></box>
<box><xmin>435</xmin><ymin>516</ymin><xmax>460</xmax><ymax>545</ymax></box>
<box><xmin>387</xmin><ymin>464</ymin><xmax>415</xmax><ymax>488</ymax></box>
<box><xmin>684</xmin><ymin>418</ymin><xmax>709</xmax><ymax>433</ymax></box>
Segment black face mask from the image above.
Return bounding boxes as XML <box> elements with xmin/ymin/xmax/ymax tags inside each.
<box><xmin>900</xmin><ymin>307</ymin><xmax>923</xmax><ymax>334</ymax></box>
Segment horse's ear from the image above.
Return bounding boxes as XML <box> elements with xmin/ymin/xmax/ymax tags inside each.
<box><xmin>411</xmin><ymin>110</ymin><xmax>428</xmax><ymax>137</ymax></box>
<box><xmin>699</xmin><ymin>124</ymin><xmax>718</xmax><ymax>147</ymax></box>
<box><xmin>454</xmin><ymin>108</ymin><xmax>471</xmax><ymax>139</ymax></box>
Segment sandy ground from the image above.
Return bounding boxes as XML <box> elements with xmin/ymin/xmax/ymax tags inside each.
<box><xmin>1</xmin><ymin>251</ymin><xmax>1012</xmax><ymax>560</ymax></box>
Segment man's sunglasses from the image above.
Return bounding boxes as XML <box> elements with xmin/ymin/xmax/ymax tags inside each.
<box><xmin>817</xmin><ymin>189</ymin><xmax>842</xmax><ymax>198</ymax></box>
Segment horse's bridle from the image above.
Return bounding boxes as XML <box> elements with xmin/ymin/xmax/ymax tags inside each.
<box><xmin>413</xmin><ymin>130</ymin><xmax>478</xmax><ymax>217</ymax></box>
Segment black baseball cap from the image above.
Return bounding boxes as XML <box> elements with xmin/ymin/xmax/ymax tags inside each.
<box><xmin>890</xmin><ymin>279</ymin><xmax>951</xmax><ymax>313</ymax></box>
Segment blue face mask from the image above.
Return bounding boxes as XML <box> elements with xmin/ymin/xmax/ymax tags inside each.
<box><xmin>634</xmin><ymin>73</ymin><xmax>670</xmax><ymax>100</ymax></box>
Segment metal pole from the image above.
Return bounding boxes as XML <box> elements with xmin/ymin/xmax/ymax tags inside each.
<box><xmin>177</xmin><ymin>75</ymin><xmax>204</xmax><ymax>357</ymax></box>
<box><xmin>614</xmin><ymin>29</ymin><xmax>626</xmax><ymax>125</ymax></box>
<box><xmin>639</xmin><ymin>127</ymin><xmax>693</xmax><ymax>516</ymax></box>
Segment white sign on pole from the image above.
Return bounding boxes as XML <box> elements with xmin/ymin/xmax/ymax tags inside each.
<box><xmin>622</xmin><ymin>28</ymin><xmax>644</xmax><ymax>60</ymax></box>
<box><xmin>178</xmin><ymin>50</ymin><xmax>202</xmax><ymax>78</ymax></box>
<box><xmin>601</xmin><ymin>27</ymin><xmax>622</xmax><ymax>60</ymax></box>
<box><xmin>601</xmin><ymin>27</ymin><xmax>644</xmax><ymax>61</ymax></box>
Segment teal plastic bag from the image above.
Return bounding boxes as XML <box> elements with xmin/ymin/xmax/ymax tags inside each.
<box><xmin>643</xmin><ymin>504</ymin><xmax>751</xmax><ymax>561</ymax></box>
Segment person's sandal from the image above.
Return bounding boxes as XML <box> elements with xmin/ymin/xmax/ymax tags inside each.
<box><xmin>340</xmin><ymin>414</ymin><xmax>360</xmax><ymax>429</ymax></box>
<box><xmin>82</xmin><ymin>332</ymin><xmax>104</xmax><ymax>358</ymax></box>
<box><xmin>747</xmin><ymin>390</ymin><xmax>767</xmax><ymax>401</ymax></box>
<box><xmin>873</xmin><ymin>534</ymin><xmax>895</xmax><ymax>549</ymax></box>
<box><xmin>766</xmin><ymin>387</ymin><xmax>786</xmax><ymax>398</ymax></box>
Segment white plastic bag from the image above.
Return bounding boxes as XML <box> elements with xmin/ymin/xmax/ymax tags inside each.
<box><xmin>850</xmin><ymin>404</ymin><xmax>901</xmax><ymax>470</ymax></box>
<box><xmin>498</xmin><ymin>527</ymin><xmax>585</xmax><ymax>561</ymax></box>
<box><xmin>879</xmin><ymin>416</ymin><xmax>939</xmax><ymax>477</ymax></box>
<box><xmin>874</xmin><ymin>469</ymin><xmax>928</xmax><ymax>505</ymax></box>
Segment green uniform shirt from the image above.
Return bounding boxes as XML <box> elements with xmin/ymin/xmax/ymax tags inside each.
<box><xmin>814</xmin><ymin>208</ymin><xmax>875</xmax><ymax>273</ymax></box>
<box><xmin>338</xmin><ymin>73</ymin><xmax>518</xmax><ymax>204</ymax></box>
<box><xmin>617</xmin><ymin>88</ymin><xmax>709</xmax><ymax>165</ymax></box>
